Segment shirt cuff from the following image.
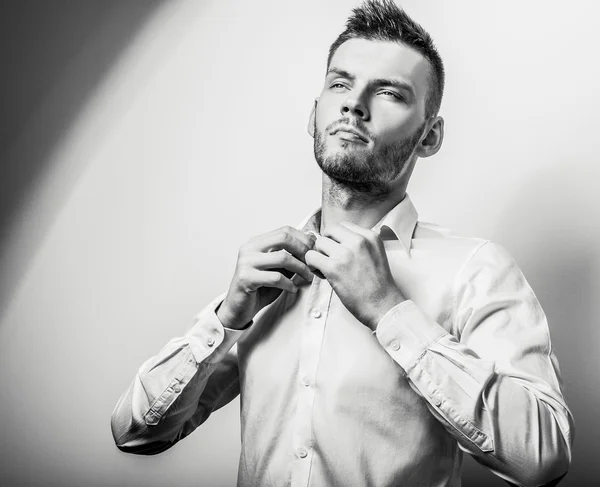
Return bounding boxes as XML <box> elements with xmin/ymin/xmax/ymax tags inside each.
<box><xmin>185</xmin><ymin>297</ymin><xmax>250</xmax><ymax>364</ymax></box>
<box><xmin>375</xmin><ymin>300</ymin><xmax>448</xmax><ymax>373</ymax></box>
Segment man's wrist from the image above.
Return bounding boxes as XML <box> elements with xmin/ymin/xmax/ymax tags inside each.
<box><xmin>216</xmin><ymin>300</ymin><xmax>249</xmax><ymax>330</ymax></box>
<box><xmin>369</xmin><ymin>288</ymin><xmax>406</xmax><ymax>332</ymax></box>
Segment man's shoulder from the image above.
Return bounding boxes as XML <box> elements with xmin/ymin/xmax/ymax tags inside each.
<box><xmin>413</xmin><ymin>220</ymin><xmax>488</xmax><ymax>251</ymax></box>
<box><xmin>412</xmin><ymin>220</ymin><xmax>515</xmax><ymax>271</ymax></box>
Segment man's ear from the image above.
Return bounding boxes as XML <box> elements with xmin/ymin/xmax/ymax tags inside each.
<box><xmin>307</xmin><ymin>98</ymin><xmax>318</xmax><ymax>138</ymax></box>
<box><xmin>415</xmin><ymin>116</ymin><xmax>444</xmax><ymax>158</ymax></box>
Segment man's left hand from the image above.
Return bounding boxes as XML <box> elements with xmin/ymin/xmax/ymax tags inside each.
<box><xmin>305</xmin><ymin>221</ymin><xmax>405</xmax><ymax>331</ymax></box>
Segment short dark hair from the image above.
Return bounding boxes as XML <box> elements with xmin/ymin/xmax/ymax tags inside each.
<box><xmin>327</xmin><ymin>0</ymin><xmax>445</xmax><ymax>118</ymax></box>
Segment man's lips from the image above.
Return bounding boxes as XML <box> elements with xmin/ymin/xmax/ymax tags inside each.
<box><xmin>330</xmin><ymin>126</ymin><xmax>369</xmax><ymax>143</ymax></box>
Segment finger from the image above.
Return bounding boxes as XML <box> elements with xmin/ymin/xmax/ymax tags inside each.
<box><xmin>305</xmin><ymin>249</ymin><xmax>331</xmax><ymax>278</ymax></box>
<box><xmin>313</xmin><ymin>235</ymin><xmax>341</xmax><ymax>257</ymax></box>
<box><xmin>252</xmin><ymin>250</ymin><xmax>313</xmax><ymax>283</ymax></box>
<box><xmin>247</xmin><ymin>269</ymin><xmax>299</xmax><ymax>293</ymax></box>
<box><xmin>250</xmin><ymin>226</ymin><xmax>316</xmax><ymax>262</ymax></box>
<box><xmin>339</xmin><ymin>221</ymin><xmax>383</xmax><ymax>251</ymax></box>
<box><xmin>322</xmin><ymin>222</ymin><xmax>364</xmax><ymax>246</ymax></box>
<box><xmin>265</xmin><ymin>226</ymin><xmax>316</xmax><ymax>251</ymax></box>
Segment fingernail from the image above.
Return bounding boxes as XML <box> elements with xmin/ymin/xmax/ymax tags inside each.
<box><xmin>305</xmin><ymin>231</ymin><xmax>318</xmax><ymax>245</ymax></box>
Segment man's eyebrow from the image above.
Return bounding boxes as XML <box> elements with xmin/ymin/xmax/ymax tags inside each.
<box><xmin>326</xmin><ymin>67</ymin><xmax>355</xmax><ymax>80</ymax></box>
<box><xmin>372</xmin><ymin>78</ymin><xmax>415</xmax><ymax>98</ymax></box>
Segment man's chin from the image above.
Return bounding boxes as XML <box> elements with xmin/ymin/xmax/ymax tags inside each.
<box><xmin>319</xmin><ymin>161</ymin><xmax>371</xmax><ymax>182</ymax></box>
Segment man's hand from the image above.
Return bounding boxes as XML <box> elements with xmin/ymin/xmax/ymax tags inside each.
<box><xmin>217</xmin><ymin>226</ymin><xmax>315</xmax><ymax>330</ymax></box>
<box><xmin>305</xmin><ymin>221</ymin><xmax>405</xmax><ymax>331</ymax></box>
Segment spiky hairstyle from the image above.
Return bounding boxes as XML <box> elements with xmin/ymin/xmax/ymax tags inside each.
<box><xmin>327</xmin><ymin>0</ymin><xmax>445</xmax><ymax>118</ymax></box>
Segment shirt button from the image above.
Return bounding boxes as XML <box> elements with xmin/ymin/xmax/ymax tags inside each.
<box><xmin>433</xmin><ymin>395</ymin><xmax>443</xmax><ymax>407</ymax></box>
<box><xmin>206</xmin><ymin>336</ymin><xmax>215</xmax><ymax>347</ymax></box>
<box><xmin>173</xmin><ymin>384</ymin><xmax>181</xmax><ymax>393</ymax></box>
<box><xmin>301</xmin><ymin>376</ymin><xmax>311</xmax><ymax>387</ymax></box>
<box><xmin>298</xmin><ymin>447</ymin><xmax>308</xmax><ymax>458</ymax></box>
<box><xmin>311</xmin><ymin>308</ymin><xmax>322</xmax><ymax>319</ymax></box>
<box><xmin>390</xmin><ymin>340</ymin><xmax>400</xmax><ymax>351</ymax></box>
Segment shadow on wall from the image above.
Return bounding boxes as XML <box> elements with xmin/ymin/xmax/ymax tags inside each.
<box><xmin>0</xmin><ymin>0</ymin><xmax>165</xmax><ymax>318</ymax></box>
<box><xmin>462</xmin><ymin>157</ymin><xmax>599</xmax><ymax>486</ymax></box>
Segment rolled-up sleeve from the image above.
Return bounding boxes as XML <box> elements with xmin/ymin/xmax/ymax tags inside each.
<box><xmin>376</xmin><ymin>241</ymin><xmax>574</xmax><ymax>486</ymax></box>
<box><xmin>111</xmin><ymin>294</ymin><xmax>248</xmax><ymax>455</ymax></box>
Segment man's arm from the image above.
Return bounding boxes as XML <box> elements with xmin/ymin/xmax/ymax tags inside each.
<box><xmin>307</xmin><ymin>224</ymin><xmax>573</xmax><ymax>486</ymax></box>
<box><xmin>110</xmin><ymin>294</ymin><xmax>245</xmax><ymax>454</ymax></box>
<box><xmin>111</xmin><ymin>226</ymin><xmax>315</xmax><ymax>454</ymax></box>
<box><xmin>374</xmin><ymin>241</ymin><xmax>574</xmax><ymax>486</ymax></box>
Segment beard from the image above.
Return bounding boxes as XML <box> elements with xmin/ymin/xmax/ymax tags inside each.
<box><xmin>314</xmin><ymin>118</ymin><xmax>426</xmax><ymax>199</ymax></box>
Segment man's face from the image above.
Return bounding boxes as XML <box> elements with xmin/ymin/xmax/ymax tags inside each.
<box><xmin>313</xmin><ymin>38</ymin><xmax>431</xmax><ymax>196</ymax></box>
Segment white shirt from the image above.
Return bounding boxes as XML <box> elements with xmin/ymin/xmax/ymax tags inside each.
<box><xmin>111</xmin><ymin>194</ymin><xmax>573</xmax><ymax>487</ymax></box>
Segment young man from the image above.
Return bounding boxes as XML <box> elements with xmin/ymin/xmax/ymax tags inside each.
<box><xmin>112</xmin><ymin>1</ymin><xmax>573</xmax><ymax>486</ymax></box>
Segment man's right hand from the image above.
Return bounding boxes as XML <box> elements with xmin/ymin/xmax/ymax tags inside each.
<box><xmin>217</xmin><ymin>226</ymin><xmax>316</xmax><ymax>330</ymax></box>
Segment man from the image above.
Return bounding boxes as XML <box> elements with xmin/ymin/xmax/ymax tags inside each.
<box><xmin>111</xmin><ymin>1</ymin><xmax>574</xmax><ymax>486</ymax></box>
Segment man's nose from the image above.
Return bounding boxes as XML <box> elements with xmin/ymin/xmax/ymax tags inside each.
<box><xmin>341</xmin><ymin>95</ymin><xmax>370</xmax><ymax>121</ymax></box>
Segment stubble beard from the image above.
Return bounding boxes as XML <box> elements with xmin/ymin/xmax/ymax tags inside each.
<box><xmin>314</xmin><ymin>120</ymin><xmax>425</xmax><ymax>201</ymax></box>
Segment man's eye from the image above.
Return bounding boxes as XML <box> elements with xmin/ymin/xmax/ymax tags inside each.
<box><xmin>379</xmin><ymin>90</ymin><xmax>402</xmax><ymax>100</ymax></box>
<box><xmin>330</xmin><ymin>83</ymin><xmax>347</xmax><ymax>90</ymax></box>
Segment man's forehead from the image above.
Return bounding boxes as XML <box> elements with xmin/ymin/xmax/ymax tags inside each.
<box><xmin>328</xmin><ymin>38</ymin><xmax>430</xmax><ymax>95</ymax></box>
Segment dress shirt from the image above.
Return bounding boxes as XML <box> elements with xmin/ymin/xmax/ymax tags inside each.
<box><xmin>111</xmin><ymin>194</ymin><xmax>574</xmax><ymax>487</ymax></box>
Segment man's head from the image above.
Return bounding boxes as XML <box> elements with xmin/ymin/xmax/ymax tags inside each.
<box><xmin>309</xmin><ymin>0</ymin><xmax>445</xmax><ymax>198</ymax></box>
<box><xmin>328</xmin><ymin>0</ymin><xmax>444</xmax><ymax>120</ymax></box>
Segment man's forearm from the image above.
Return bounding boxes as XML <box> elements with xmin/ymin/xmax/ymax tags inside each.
<box><xmin>111</xmin><ymin>294</ymin><xmax>243</xmax><ymax>454</ymax></box>
<box><xmin>374</xmin><ymin>241</ymin><xmax>574</xmax><ymax>485</ymax></box>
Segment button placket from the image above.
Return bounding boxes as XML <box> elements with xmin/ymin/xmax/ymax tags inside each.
<box><xmin>291</xmin><ymin>277</ymin><xmax>331</xmax><ymax>486</ymax></box>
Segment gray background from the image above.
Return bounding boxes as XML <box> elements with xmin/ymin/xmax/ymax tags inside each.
<box><xmin>1</xmin><ymin>1</ymin><xmax>597</xmax><ymax>486</ymax></box>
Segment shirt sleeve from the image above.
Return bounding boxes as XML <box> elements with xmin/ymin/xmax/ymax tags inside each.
<box><xmin>375</xmin><ymin>241</ymin><xmax>574</xmax><ymax>487</ymax></box>
<box><xmin>110</xmin><ymin>294</ymin><xmax>249</xmax><ymax>455</ymax></box>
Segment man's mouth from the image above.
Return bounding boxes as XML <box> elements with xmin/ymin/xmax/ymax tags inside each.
<box><xmin>331</xmin><ymin>126</ymin><xmax>369</xmax><ymax>143</ymax></box>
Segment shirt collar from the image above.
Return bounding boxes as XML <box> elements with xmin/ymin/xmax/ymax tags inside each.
<box><xmin>296</xmin><ymin>193</ymin><xmax>419</xmax><ymax>255</ymax></box>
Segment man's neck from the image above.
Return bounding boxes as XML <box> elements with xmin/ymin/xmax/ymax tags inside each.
<box><xmin>319</xmin><ymin>174</ymin><xmax>407</xmax><ymax>233</ymax></box>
